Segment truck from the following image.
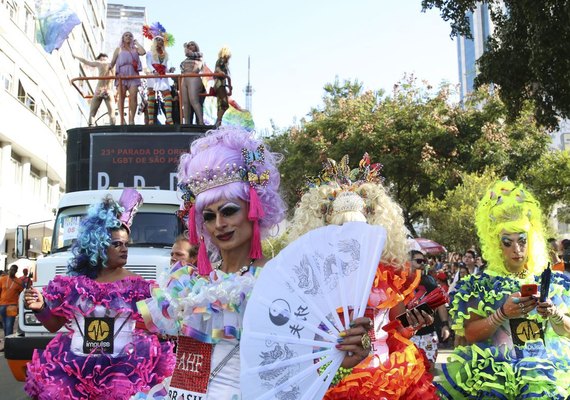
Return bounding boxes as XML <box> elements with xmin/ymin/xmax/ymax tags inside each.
<box><xmin>5</xmin><ymin>126</ymin><xmax>205</xmax><ymax>381</ymax></box>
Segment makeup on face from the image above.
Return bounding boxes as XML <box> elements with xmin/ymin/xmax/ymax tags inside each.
<box><xmin>500</xmin><ymin>231</ymin><xmax>529</xmax><ymax>272</ymax></box>
<box><xmin>500</xmin><ymin>233</ymin><xmax>527</xmax><ymax>249</ymax></box>
<box><xmin>203</xmin><ymin>201</ymin><xmax>242</xmax><ymax>223</ymax></box>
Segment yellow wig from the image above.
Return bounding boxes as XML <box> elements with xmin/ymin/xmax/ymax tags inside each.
<box><xmin>475</xmin><ymin>180</ymin><xmax>548</xmax><ymax>277</ymax></box>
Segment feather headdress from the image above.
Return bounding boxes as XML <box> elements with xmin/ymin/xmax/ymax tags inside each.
<box><xmin>142</xmin><ymin>21</ymin><xmax>175</xmax><ymax>47</ymax></box>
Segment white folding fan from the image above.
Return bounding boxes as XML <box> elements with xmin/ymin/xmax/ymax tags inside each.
<box><xmin>240</xmin><ymin>221</ymin><xmax>386</xmax><ymax>400</ymax></box>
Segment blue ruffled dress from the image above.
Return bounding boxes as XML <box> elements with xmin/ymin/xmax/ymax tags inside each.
<box><xmin>437</xmin><ymin>272</ymin><xmax>570</xmax><ymax>399</ymax></box>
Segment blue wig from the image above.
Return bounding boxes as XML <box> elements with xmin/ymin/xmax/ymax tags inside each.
<box><xmin>67</xmin><ymin>195</ymin><xmax>124</xmax><ymax>278</ymax></box>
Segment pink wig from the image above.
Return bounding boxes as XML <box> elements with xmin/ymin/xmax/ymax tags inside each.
<box><xmin>178</xmin><ymin>127</ymin><xmax>286</xmax><ymax>255</ymax></box>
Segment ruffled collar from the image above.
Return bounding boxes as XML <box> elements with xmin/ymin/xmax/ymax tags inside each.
<box><xmin>45</xmin><ymin>275</ymin><xmax>151</xmax><ymax>317</ymax></box>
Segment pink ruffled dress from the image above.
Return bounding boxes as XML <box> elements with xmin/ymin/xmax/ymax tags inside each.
<box><xmin>25</xmin><ymin>275</ymin><xmax>175</xmax><ymax>400</ymax></box>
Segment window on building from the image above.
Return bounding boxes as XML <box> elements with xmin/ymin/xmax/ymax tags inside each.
<box><xmin>30</xmin><ymin>169</ymin><xmax>41</xmax><ymax>199</ymax></box>
<box><xmin>24</xmin><ymin>6</ymin><xmax>35</xmax><ymax>39</ymax></box>
<box><xmin>7</xmin><ymin>0</ymin><xmax>18</xmax><ymax>22</ymax></box>
<box><xmin>1</xmin><ymin>72</ymin><xmax>12</xmax><ymax>92</ymax></box>
<box><xmin>0</xmin><ymin>50</ymin><xmax>15</xmax><ymax>93</ymax></box>
<box><xmin>11</xmin><ymin>156</ymin><xmax>22</xmax><ymax>186</ymax></box>
<box><xmin>40</xmin><ymin>106</ymin><xmax>54</xmax><ymax>128</ymax></box>
<box><xmin>18</xmin><ymin>81</ymin><xmax>36</xmax><ymax>111</ymax></box>
<box><xmin>17</xmin><ymin>73</ymin><xmax>37</xmax><ymax>112</ymax></box>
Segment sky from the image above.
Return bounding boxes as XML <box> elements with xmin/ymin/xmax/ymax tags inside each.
<box><xmin>115</xmin><ymin>0</ymin><xmax>458</xmax><ymax>132</ymax></box>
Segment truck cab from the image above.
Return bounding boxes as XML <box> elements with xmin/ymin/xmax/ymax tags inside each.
<box><xmin>5</xmin><ymin>188</ymin><xmax>184</xmax><ymax>381</ymax></box>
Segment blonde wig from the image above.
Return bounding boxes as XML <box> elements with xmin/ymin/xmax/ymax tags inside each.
<box><xmin>475</xmin><ymin>180</ymin><xmax>548</xmax><ymax>277</ymax></box>
<box><xmin>218</xmin><ymin>46</ymin><xmax>231</xmax><ymax>60</ymax></box>
<box><xmin>150</xmin><ymin>36</ymin><xmax>168</xmax><ymax>63</ymax></box>
<box><xmin>288</xmin><ymin>181</ymin><xmax>409</xmax><ymax>268</ymax></box>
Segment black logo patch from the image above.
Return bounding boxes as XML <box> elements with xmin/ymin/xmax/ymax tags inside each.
<box><xmin>83</xmin><ymin>317</ymin><xmax>115</xmax><ymax>354</ymax></box>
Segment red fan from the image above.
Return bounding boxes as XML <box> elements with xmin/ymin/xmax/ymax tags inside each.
<box><xmin>391</xmin><ymin>286</ymin><xmax>449</xmax><ymax>328</ymax></box>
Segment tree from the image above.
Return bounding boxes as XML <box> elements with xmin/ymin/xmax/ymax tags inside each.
<box><xmin>421</xmin><ymin>0</ymin><xmax>570</xmax><ymax>130</ymax></box>
<box><xmin>524</xmin><ymin>150</ymin><xmax>570</xmax><ymax>222</ymax></box>
<box><xmin>266</xmin><ymin>77</ymin><xmax>549</xmax><ymax>235</ymax></box>
<box><xmin>418</xmin><ymin>170</ymin><xmax>497</xmax><ymax>252</ymax></box>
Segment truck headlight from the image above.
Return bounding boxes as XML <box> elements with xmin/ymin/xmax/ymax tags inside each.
<box><xmin>24</xmin><ymin>311</ymin><xmax>42</xmax><ymax>326</ymax></box>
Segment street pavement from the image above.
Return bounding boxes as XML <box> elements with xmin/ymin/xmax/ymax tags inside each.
<box><xmin>0</xmin><ymin>327</ymin><xmax>29</xmax><ymax>398</ymax></box>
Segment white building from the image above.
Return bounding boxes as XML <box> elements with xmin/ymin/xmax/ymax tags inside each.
<box><xmin>105</xmin><ymin>3</ymin><xmax>146</xmax><ymax>57</ymax></box>
<box><xmin>0</xmin><ymin>0</ymin><xmax>108</xmax><ymax>270</ymax></box>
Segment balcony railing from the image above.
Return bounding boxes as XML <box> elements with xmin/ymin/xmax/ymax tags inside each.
<box><xmin>70</xmin><ymin>72</ymin><xmax>232</xmax><ymax>125</ymax></box>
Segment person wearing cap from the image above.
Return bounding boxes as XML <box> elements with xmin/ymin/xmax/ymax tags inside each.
<box><xmin>23</xmin><ymin>189</ymin><xmax>175</xmax><ymax>400</ymax></box>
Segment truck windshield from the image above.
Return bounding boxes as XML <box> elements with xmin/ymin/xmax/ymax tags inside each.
<box><xmin>52</xmin><ymin>206</ymin><xmax>183</xmax><ymax>253</ymax></box>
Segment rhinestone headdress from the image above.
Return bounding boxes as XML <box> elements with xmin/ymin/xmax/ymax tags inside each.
<box><xmin>299</xmin><ymin>153</ymin><xmax>383</xmax><ymax>221</ymax></box>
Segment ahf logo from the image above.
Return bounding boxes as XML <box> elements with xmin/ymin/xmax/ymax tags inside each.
<box><xmin>87</xmin><ymin>319</ymin><xmax>111</xmax><ymax>341</ymax></box>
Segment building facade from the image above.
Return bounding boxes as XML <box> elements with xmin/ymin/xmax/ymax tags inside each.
<box><xmin>456</xmin><ymin>2</ymin><xmax>494</xmax><ymax>104</ymax></box>
<box><xmin>0</xmin><ymin>0</ymin><xmax>108</xmax><ymax>269</ymax></box>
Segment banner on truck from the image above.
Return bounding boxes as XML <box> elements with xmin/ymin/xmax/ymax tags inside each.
<box><xmin>90</xmin><ymin>133</ymin><xmax>194</xmax><ymax>191</ymax></box>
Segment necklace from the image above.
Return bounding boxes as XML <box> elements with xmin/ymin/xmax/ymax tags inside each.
<box><xmin>510</xmin><ymin>269</ymin><xmax>528</xmax><ymax>279</ymax></box>
<box><xmin>214</xmin><ymin>258</ymin><xmax>255</xmax><ymax>275</ymax></box>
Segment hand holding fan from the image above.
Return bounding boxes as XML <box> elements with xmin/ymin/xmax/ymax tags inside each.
<box><xmin>240</xmin><ymin>222</ymin><xmax>386</xmax><ymax>400</ymax></box>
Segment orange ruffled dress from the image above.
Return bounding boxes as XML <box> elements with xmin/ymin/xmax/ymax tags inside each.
<box><xmin>324</xmin><ymin>263</ymin><xmax>439</xmax><ymax>400</ymax></box>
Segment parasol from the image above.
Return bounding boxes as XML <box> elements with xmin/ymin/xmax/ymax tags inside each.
<box><xmin>413</xmin><ymin>237</ymin><xmax>447</xmax><ymax>255</ymax></box>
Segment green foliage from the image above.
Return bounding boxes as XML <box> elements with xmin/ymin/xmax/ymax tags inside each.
<box><xmin>262</xmin><ymin>232</ymin><xmax>290</xmax><ymax>260</ymax></box>
<box><xmin>418</xmin><ymin>170</ymin><xmax>497</xmax><ymax>252</ymax></box>
<box><xmin>524</xmin><ymin>150</ymin><xmax>570</xmax><ymax>218</ymax></box>
<box><xmin>267</xmin><ymin>77</ymin><xmax>549</xmax><ymax>235</ymax></box>
<box><xmin>421</xmin><ymin>0</ymin><xmax>570</xmax><ymax>130</ymax></box>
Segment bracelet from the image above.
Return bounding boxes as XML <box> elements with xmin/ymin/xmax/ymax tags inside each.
<box><xmin>487</xmin><ymin>307</ymin><xmax>508</xmax><ymax>328</ymax></box>
<box><xmin>331</xmin><ymin>367</ymin><xmax>353</xmax><ymax>386</ymax></box>
<box><xmin>441</xmin><ymin>321</ymin><xmax>450</xmax><ymax>327</ymax></box>
<box><xmin>550</xmin><ymin>309</ymin><xmax>565</xmax><ymax>325</ymax></box>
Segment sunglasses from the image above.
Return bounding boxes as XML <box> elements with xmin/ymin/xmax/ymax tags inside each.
<box><xmin>413</xmin><ymin>258</ymin><xmax>427</xmax><ymax>264</ymax></box>
<box><xmin>500</xmin><ymin>234</ymin><xmax>527</xmax><ymax>248</ymax></box>
<box><xmin>110</xmin><ymin>240</ymin><xmax>128</xmax><ymax>249</ymax></box>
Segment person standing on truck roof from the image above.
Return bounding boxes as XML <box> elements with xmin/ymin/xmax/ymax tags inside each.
<box><xmin>145</xmin><ymin>35</ymin><xmax>175</xmax><ymax>125</ymax></box>
<box><xmin>214</xmin><ymin>46</ymin><xmax>231</xmax><ymax>127</ymax></box>
<box><xmin>72</xmin><ymin>52</ymin><xmax>116</xmax><ymax>126</ymax></box>
<box><xmin>110</xmin><ymin>31</ymin><xmax>145</xmax><ymax>125</ymax></box>
<box><xmin>0</xmin><ymin>264</ymin><xmax>24</xmax><ymax>344</ymax></box>
<box><xmin>180</xmin><ymin>41</ymin><xmax>205</xmax><ymax>125</ymax></box>
<box><xmin>22</xmin><ymin>189</ymin><xmax>175</xmax><ymax>400</ymax></box>
<box><xmin>137</xmin><ymin>128</ymin><xmax>372</xmax><ymax>398</ymax></box>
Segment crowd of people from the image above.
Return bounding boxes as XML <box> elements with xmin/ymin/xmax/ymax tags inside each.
<box><xmin>76</xmin><ymin>24</ymin><xmax>232</xmax><ymax>127</ymax></box>
<box><xmin>2</xmin><ymin>124</ymin><xmax>568</xmax><ymax>399</ymax></box>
